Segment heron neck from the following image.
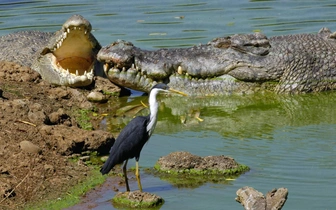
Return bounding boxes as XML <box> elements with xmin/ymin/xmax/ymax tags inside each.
<box><xmin>146</xmin><ymin>90</ymin><xmax>159</xmax><ymax>136</ymax></box>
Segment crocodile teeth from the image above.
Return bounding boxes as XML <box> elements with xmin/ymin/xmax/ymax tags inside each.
<box><xmin>103</xmin><ymin>63</ymin><xmax>109</xmax><ymax>72</ymax></box>
<box><xmin>84</xmin><ymin>71</ymin><xmax>87</xmax><ymax>75</ymax></box>
<box><xmin>67</xmin><ymin>28</ymin><xmax>70</xmax><ymax>33</ymax></box>
<box><xmin>84</xmin><ymin>30</ymin><xmax>87</xmax><ymax>34</ymax></box>
<box><xmin>76</xmin><ymin>70</ymin><xmax>79</xmax><ymax>76</ymax></box>
<box><xmin>74</xmin><ymin>27</ymin><xmax>77</xmax><ymax>30</ymax></box>
<box><xmin>177</xmin><ymin>66</ymin><xmax>183</xmax><ymax>75</ymax></box>
<box><xmin>67</xmin><ymin>69</ymin><xmax>70</xmax><ymax>74</ymax></box>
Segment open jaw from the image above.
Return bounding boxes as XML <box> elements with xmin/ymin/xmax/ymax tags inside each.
<box><xmin>39</xmin><ymin>17</ymin><xmax>98</xmax><ymax>87</ymax></box>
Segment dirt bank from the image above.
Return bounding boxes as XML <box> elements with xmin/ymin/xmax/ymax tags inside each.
<box><xmin>0</xmin><ymin>61</ymin><xmax>119</xmax><ymax>209</ymax></box>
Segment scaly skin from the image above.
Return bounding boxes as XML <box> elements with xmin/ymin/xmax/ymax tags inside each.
<box><xmin>98</xmin><ymin>28</ymin><xmax>336</xmax><ymax>96</ymax></box>
<box><xmin>0</xmin><ymin>14</ymin><xmax>101</xmax><ymax>87</ymax></box>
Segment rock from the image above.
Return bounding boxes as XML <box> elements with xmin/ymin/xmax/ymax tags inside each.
<box><xmin>235</xmin><ymin>186</ymin><xmax>288</xmax><ymax>210</ymax></box>
<box><xmin>265</xmin><ymin>188</ymin><xmax>288</xmax><ymax>210</ymax></box>
<box><xmin>155</xmin><ymin>151</ymin><xmax>249</xmax><ymax>175</ymax></box>
<box><xmin>152</xmin><ymin>151</ymin><xmax>249</xmax><ymax>188</ymax></box>
<box><xmin>112</xmin><ymin>190</ymin><xmax>164</xmax><ymax>208</ymax></box>
<box><xmin>87</xmin><ymin>91</ymin><xmax>108</xmax><ymax>103</ymax></box>
<box><xmin>236</xmin><ymin>186</ymin><xmax>266</xmax><ymax>210</ymax></box>
<box><xmin>19</xmin><ymin>140</ymin><xmax>42</xmax><ymax>154</ymax></box>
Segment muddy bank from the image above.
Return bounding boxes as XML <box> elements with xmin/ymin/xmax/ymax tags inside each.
<box><xmin>0</xmin><ymin>61</ymin><xmax>119</xmax><ymax>209</ymax></box>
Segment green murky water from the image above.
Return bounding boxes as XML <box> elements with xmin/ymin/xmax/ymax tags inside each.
<box><xmin>1</xmin><ymin>1</ymin><xmax>336</xmax><ymax>209</ymax></box>
<box><xmin>93</xmin><ymin>92</ymin><xmax>336</xmax><ymax>210</ymax></box>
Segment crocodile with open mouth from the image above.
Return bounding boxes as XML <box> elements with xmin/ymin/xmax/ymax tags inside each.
<box><xmin>0</xmin><ymin>14</ymin><xmax>101</xmax><ymax>87</ymax></box>
<box><xmin>98</xmin><ymin>28</ymin><xmax>336</xmax><ymax>96</ymax></box>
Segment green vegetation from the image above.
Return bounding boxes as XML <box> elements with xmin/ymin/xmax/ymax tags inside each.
<box><xmin>25</xmin><ymin>168</ymin><xmax>106</xmax><ymax>210</ymax></box>
<box><xmin>75</xmin><ymin>108</ymin><xmax>96</xmax><ymax>130</ymax></box>
<box><xmin>102</xmin><ymin>89</ymin><xmax>119</xmax><ymax>96</ymax></box>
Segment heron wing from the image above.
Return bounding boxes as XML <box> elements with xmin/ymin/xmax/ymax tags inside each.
<box><xmin>100</xmin><ymin>116</ymin><xmax>149</xmax><ymax>175</ymax></box>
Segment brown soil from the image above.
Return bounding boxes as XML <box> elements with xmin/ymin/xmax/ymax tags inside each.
<box><xmin>0</xmin><ymin>61</ymin><xmax>120</xmax><ymax>209</ymax></box>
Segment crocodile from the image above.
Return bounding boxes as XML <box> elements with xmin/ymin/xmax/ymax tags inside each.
<box><xmin>98</xmin><ymin>28</ymin><xmax>336</xmax><ymax>96</ymax></box>
<box><xmin>0</xmin><ymin>14</ymin><xmax>101</xmax><ymax>87</ymax></box>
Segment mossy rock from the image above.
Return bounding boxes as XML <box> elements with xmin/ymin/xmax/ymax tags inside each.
<box><xmin>112</xmin><ymin>191</ymin><xmax>164</xmax><ymax>209</ymax></box>
<box><xmin>151</xmin><ymin>151</ymin><xmax>249</xmax><ymax>188</ymax></box>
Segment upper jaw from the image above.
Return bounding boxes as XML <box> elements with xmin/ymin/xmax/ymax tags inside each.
<box><xmin>102</xmin><ymin>62</ymin><xmax>156</xmax><ymax>92</ymax></box>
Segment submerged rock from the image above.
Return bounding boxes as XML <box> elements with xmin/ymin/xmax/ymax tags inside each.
<box><xmin>112</xmin><ymin>190</ymin><xmax>164</xmax><ymax>208</ymax></box>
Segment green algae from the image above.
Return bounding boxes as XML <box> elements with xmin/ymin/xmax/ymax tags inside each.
<box><xmin>150</xmin><ymin>163</ymin><xmax>250</xmax><ymax>188</ymax></box>
<box><xmin>154</xmin><ymin>163</ymin><xmax>250</xmax><ymax>176</ymax></box>
<box><xmin>112</xmin><ymin>191</ymin><xmax>164</xmax><ymax>209</ymax></box>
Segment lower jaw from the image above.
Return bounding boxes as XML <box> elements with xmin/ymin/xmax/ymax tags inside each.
<box><xmin>106</xmin><ymin>68</ymin><xmax>264</xmax><ymax>96</ymax></box>
<box><xmin>106</xmin><ymin>68</ymin><xmax>155</xmax><ymax>93</ymax></box>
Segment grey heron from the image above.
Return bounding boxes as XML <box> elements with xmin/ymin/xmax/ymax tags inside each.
<box><xmin>100</xmin><ymin>83</ymin><xmax>187</xmax><ymax>192</ymax></box>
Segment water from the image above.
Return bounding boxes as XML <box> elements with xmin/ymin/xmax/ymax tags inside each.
<box><xmin>1</xmin><ymin>0</ymin><xmax>336</xmax><ymax>48</ymax></box>
<box><xmin>1</xmin><ymin>1</ymin><xmax>336</xmax><ymax>209</ymax></box>
<box><xmin>96</xmin><ymin>92</ymin><xmax>336</xmax><ymax>210</ymax></box>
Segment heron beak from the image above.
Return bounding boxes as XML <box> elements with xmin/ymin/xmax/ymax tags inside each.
<box><xmin>168</xmin><ymin>88</ymin><xmax>188</xmax><ymax>96</ymax></box>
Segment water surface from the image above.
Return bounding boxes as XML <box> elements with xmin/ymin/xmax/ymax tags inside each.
<box><xmin>91</xmin><ymin>92</ymin><xmax>336</xmax><ymax>210</ymax></box>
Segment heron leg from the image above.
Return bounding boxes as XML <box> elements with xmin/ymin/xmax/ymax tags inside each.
<box><xmin>122</xmin><ymin>159</ymin><xmax>130</xmax><ymax>192</ymax></box>
<box><xmin>135</xmin><ymin>161</ymin><xmax>143</xmax><ymax>192</ymax></box>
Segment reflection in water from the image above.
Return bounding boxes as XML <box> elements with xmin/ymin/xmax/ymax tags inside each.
<box><xmin>107</xmin><ymin>92</ymin><xmax>335</xmax><ymax>139</ymax></box>
<box><xmin>161</xmin><ymin>92</ymin><xmax>335</xmax><ymax>137</ymax></box>
<box><xmin>145</xmin><ymin>168</ymin><xmax>234</xmax><ymax>189</ymax></box>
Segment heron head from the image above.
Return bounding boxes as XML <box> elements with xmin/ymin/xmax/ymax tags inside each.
<box><xmin>151</xmin><ymin>83</ymin><xmax>187</xmax><ymax>96</ymax></box>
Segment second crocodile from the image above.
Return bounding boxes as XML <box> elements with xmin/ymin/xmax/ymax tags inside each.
<box><xmin>98</xmin><ymin>28</ymin><xmax>336</xmax><ymax>96</ymax></box>
<box><xmin>0</xmin><ymin>14</ymin><xmax>101</xmax><ymax>87</ymax></box>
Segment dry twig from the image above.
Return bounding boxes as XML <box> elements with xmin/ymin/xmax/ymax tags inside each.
<box><xmin>0</xmin><ymin>171</ymin><xmax>31</xmax><ymax>204</ymax></box>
